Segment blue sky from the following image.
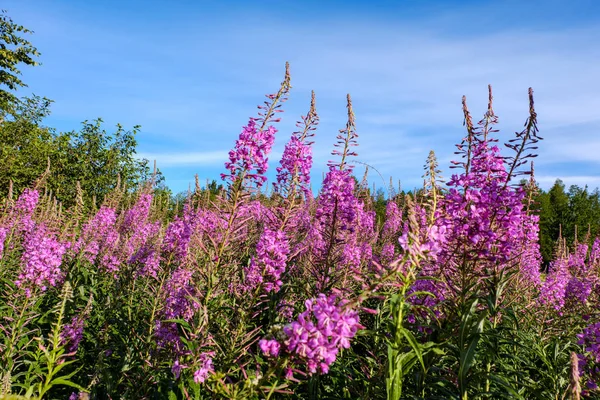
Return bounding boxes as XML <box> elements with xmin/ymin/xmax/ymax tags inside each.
<box><xmin>5</xmin><ymin>0</ymin><xmax>600</xmax><ymax>194</ymax></box>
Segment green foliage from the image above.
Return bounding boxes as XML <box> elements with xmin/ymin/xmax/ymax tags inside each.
<box><xmin>0</xmin><ymin>98</ymin><xmax>167</xmax><ymax>209</ymax></box>
<box><xmin>51</xmin><ymin>118</ymin><xmax>168</xmax><ymax>208</ymax></box>
<box><xmin>0</xmin><ymin>9</ymin><xmax>40</xmax><ymax>117</ymax></box>
<box><xmin>0</xmin><ymin>96</ymin><xmax>54</xmax><ymax>195</ymax></box>
<box><xmin>536</xmin><ymin>179</ymin><xmax>600</xmax><ymax>265</ymax></box>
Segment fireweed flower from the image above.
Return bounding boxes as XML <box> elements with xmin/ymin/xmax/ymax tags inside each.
<box><xmin>221</xmin><ymin>119</ymin><xmax>277</xmax><ymax>188</ymax></box>
<box><xmin>308</xmin><ymin>165</ymin><xmax>376</xmax><ymax>290</ymax></box>
<box><xmin>171</xmin><ymin>359</ymin><xmax>187</xmax><ymax>379</ymax></box>
<box><xmin>121</xmin><ymin>193</ymin><xmax>153</xmax><ymax>233</ymax></box>
<box><xmin>61</xmin><ymin>315</ymin><xmax>85</xmax><ymax>352</ymax></box>
<box><xmin>0</xmin><ymin>226</ymin><xmax>8</xmax><ymax>260</ymax></box>
<box><xmin>11</xmin><ymin>188</ymin><xmax>40</xmax><ymax>233</ymax></box>
<box><xmin>167</xmin><ymin>204</ymin><xmax>229</xmax><ymax>264</ymax></box>
<box><xmin>566</xmin><ymin>277</ymin><xmax>593</xmax><ymax>304</ymax></box>
<box><xmin>315</xmin><ymin>167</ymin><xmax>360</xmax><ymax>233</ymax></box>
<box><xmin>131</xmin><ymin>246</ymin><xmax>161</xmax><ymax>278</ymax></box>
<box><xmin>126</xmin><ymin>220</ymin><xmax>162</xmax><ymax>277</ymax></box>
<box><xmin>540</xmin><ymin>257</ymin><xmax>570</xmax><ymax>311</ymax></box>
<box><xmin>382</xmin><ymin>201</ymin><xmax>402</xmax><ymax>239</ymax></box>
<box><xmin>274</xmin><ymin>135</ymin><xmax>313</xmax><ymax>196</ymax></box>
<box><xmin>71</xmin><ymin>206</ymin><xmax>121</xmax><ymax>275</ymax></box>
<box><xmin>564</xmin><ymin>245</ymin><xmax>594</xmax><ymax>297</ymax></box>
<box><xmin>162</xmin><ymin>268</ymin><xmax>199</xmax><ymax>320</ymax></box>
<box><xmin>16</xmin><ymin>223</ymin><xmax>67</xmax><ymax>295</ymax></box>
<box><xmin>163</xmin><ymin>216</ymin><xmax>191</xmax><ymax>261</ymax></box>
<box><xmin>73</xmin><ymin>206</ymin><xmax>118</xmax><ymax>263</ymax></box>
<box><xmin>238</xmin><ymin>201</ymin><xmax>278</xmax><ymax>230</ymax></box>
<box><xmin>244</xmin><ymin>228</ymin><xmax>290</xmax><ymax>293</ymax></box>
<box><xmin>518</xmin><ymin>215</ymin><xmax>543</xmax><ymax>288</ymax></box>
<box><xmin>277</xmin><ymin>299</ymin><xmax>296</xmax><ymax>321</ymax></box>
<box><xmin>259</xmin><ymin>339</ymin><xmax>281</xmax><ymax>357</ymax></box>
<box><xmin>577</xmin><ymin>322</ymin><xmax>600</xmax><ymax>391</ymax></box>
<box><xmin>155</xmin><ymin>268</ymin><xmax>200</xmax><ymax>351</ymax></box>
<box><xmin>15</xmin><ymin>188</ymin><xmax>39</xmax><ymax>215</ymax></box>
<box><xmin>260</xmin><ymin>294</ymin><xmax>362</xmax><ymax>375</ymax></box>
<box><xmin>193</xmin><ymin>352</ymin><xmax>215</xmax><ymax>383</ymax></box>
<box><xmin>427</xmin><ymin>139</ymin><xmax>539</xmax><ymax>299</ymax></box>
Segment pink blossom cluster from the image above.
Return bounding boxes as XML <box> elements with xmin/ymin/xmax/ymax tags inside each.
<box><xmin>121</xmin><ymin>193</ymin><xmax>153</xmax><ymax>233</ymax></box>
<box><xmin>260</xmin><ymin>294</ymin><xmax>362</xmax><ymax>375</ymax></box>
<box><xmin>221</xmin><ymin>119</ymin><xmax>277</xmax><ymax>187</ymax></box>
<box><xmin>274</xmin><ymin>135</ymin><xmax>313</xmax><ymax>196</ymax></box>
<box><xmin>540</xmin><ymin>258</ymin><xmax>570</xmax><ymax>311</ymax></box>
<box><xmin>15</xmin><ymin>188</ymin><xmax>39</xmax><ymax>215</ymax></box>
<box><xmin>162</xmin><ymin>216</ymin><xmax>190</xmax><ymax>260</ymax></box>
<box><xmin>315</xmin><ymin>168</ymin><xmax>360</xmax><ymax>233</ymax></box>
<box><xmin>16</xmin><ymin>223</ymin><xmax>67</xmax><ymax>296</ymax></box>
<box><xmin>578</xmin><ymin>322</ymin><xmax>600</xmax><ymax>392</ymax></box>
<box><xmin>61</xmin><ymin>314</ymin><xmax>85</xmax><ymax>352</ymax></box>
<box><xmin>193</xmin><ymin>352</ymin><xmax>215</xmax><ymax>383</ymax></box>
<box><xmin>0</xmin><ymin>227</ymin><xmax>8</xmax><ymax>260</ymax></box>
<box><xmin>163</xmin><ymin>205</ymin><xmax>228</xmax><ymax>264</ymax></box>
<box><xmin>540</xmin><ymin>242</ymin><xmax>599</xmax><ymax>311</ymax></box>
<box><xmin>441</xmin><ymin>141</ymin><xmax>528</xmax><ymax>266</ymax></box>
<box><xmin>244</xmin><ymin>228</ymin><xmax>290</xmax><ymax>293</ymax></box>
<box><xmin>417</xmin><ymin>139</ymin><xmax>540</xmax><ymax>303</ymax></box>
<box><xmin>73</xmin><ymin>206</ymin><xmax>118</xmax><ymax>264</ymax></box>
<box><xmin>155</xmin><ymin>268</ymin><xmax>200</xmax><ymax>351</ymax></box>
<box><xmin>13</xmin><ymin>188</ymin><xmax>39</xmax><ymax>233</ymax></box>
<box><xmin>171</xmin><ymin>351</ymin><xmax>214</xmax><ymax>383</ymax></box>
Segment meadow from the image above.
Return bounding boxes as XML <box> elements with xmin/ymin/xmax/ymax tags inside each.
<box><xmin>0</xmin><ymin>63</ymin><xmax>599</xmax><ymax>400</ymax></box>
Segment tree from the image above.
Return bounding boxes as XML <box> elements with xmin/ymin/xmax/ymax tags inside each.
<box><xmin>538</xmin><ymin>179</ymin><xmax>570</xmax><ymax>264</ymax></box>
<box><xmin>0</xmin><ymin>9</ymin><xmax>40</xmax><ymax>117</ymax></box>
<box><xmin>0</xmin><ymin>95</ymin><xmax>55</xmax><ymax>195</ymax></box>
<box><xmin>0</xmin><ymin>98</ymin><xmax>167</xmax><ymax>208</ymax></box>
<box><xmin>50</xmin><ymin>118</ymin><xmax>167</xmax><ymax>208</ymax></box>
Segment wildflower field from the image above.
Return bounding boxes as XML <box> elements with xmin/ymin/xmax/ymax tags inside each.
<box><xmin>0</xmin><ymin>58</ymin><xmax>598</xmax><ymax>400</ymax></box>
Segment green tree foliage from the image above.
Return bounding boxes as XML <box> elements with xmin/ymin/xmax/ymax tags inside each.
<box><xmin>536</xmin><ymin>179</ymin><xmax>600</xmax><ymax>265</ymax></box>
<box><xmin>0</xmin><ymin>101</ymin><xmax>167</xmax><ymax>207</ymax></box>
<box><xmin>52</xmin><ymin>118</ymin><xmax>167</xmax><ymax>208</ymax></box>
<box><xmin>0</xmin><ymin>9</ymin><xmax>39</xmax><ymax>116</ymax></box>
<box><xmin>0</xmin><ymin>95</ymin><xmax>55</xmax><ymax>192</ymax></box>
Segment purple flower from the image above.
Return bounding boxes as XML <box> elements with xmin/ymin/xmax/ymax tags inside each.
<box><xmin>540</xmin><ymin>258</ymin><xmax>570</xmax><ymax>311</ymax></box>
<box><xmin>171</xmin><ymin>359</ymin><xmax>187</xmax><ymax>379</ymax></box>
<box><xmin>73</xmin><ymin>206</ymin><xmax>118</xmax><ymax>263</ymax></box>
<box><xmin>163</xmin><ymin>217</ymin><xmax>191</xmax><ymax>261</ymax></box>
<box><xmin>259</xmin><ymin>339</ymin><xmax>281</xmax><ymax>357</ymax></box>
<box><xmin>122</xmin><ymin>193</ymin><xmax>153</xmax><ymax>233</ymax></box>
<box><xmin>382</xmin><ymin>201</ymin><xmax>402</xmax><ymax>238</ymax></box>
<box><xmin>193</xmin><ymin>352</ymin><xmax>214</xmax><ymax>383</ymax></box>
<box><xmin>316</xmin><ymin>168</ymin><xmax>360</xmax><ymax>233</ymax></box>
<box><xmin>156</xmin><ymin>269</ymin><xmax>200</xmax><ymax>352</ymax></box>
<box><xmin>0</xmin><ymin>227</ymin><xmax>8</xmax><ymax>260</ymax></box>
<box><xmin>244</xmin><ymin>229</ymin><xmax>290</xmax><ymax>293</ymax></box>
<box><xmin>15</xmin><ymin>188</ymin><xmax>39</xmax><ymax>215</ymax></box>
<box><xmin>61</xmin><ymin>315</ymin><xmax>85</xmax><ymax>352</ymax></box>
<box><xmin>16</xmin><ymin>223</ymin><xmax>66</xmax><ymax>294</ymax></box>
<box><xmin>274</xmin><ymin>135</ymin><xmax>313</xmax><ymax>196</ymax></box>
<box><xmin>261</xmin><ymin>294</ymin><xmax>362</xmax><ymax>375</ymax></box>
<box><xmin>577</xmin><ymin>322</ymin><xmax>600</xmax><ymax>392</ymax></box>
<box><xmin>221</xmin><ymin>119</ymin><xmax>277</xmax><ymax>188</ymax></box>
